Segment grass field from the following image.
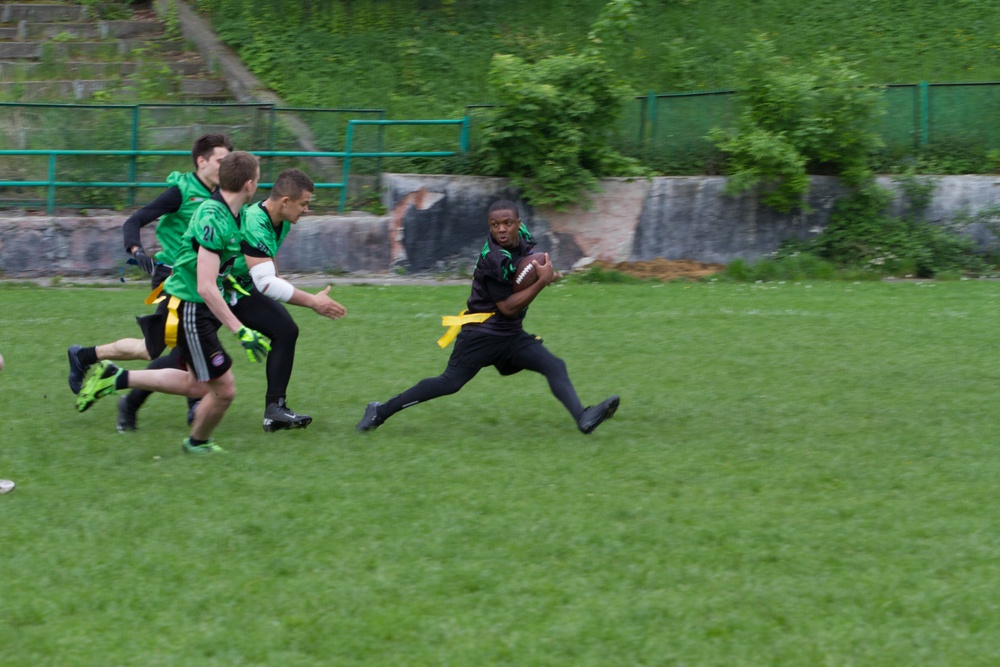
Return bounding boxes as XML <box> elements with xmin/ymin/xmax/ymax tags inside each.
<box><xmin>3</xmin><ymin>278</ymin><xmax>1000</xmax><ymax>665</ymax></box>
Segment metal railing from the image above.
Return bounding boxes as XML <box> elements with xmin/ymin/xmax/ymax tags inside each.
<box><xmin>0</xmin><ymin>117</ymin><xmax>470</xmax><ymax>213</ymax></box>
<box><xmin>630</xmin><ymin>81</ymin><xmax>1000</xmax><ymax>155</ymax></box>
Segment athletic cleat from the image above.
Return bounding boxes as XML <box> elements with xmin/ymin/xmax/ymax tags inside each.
<box><xmin>262</xmin><ymin>399</ymin><xmax>312</xmax><ymax>432</ymax></box>
<box><xmin>67</xmin><ymin>345</ymin><xmax>91</xmax><ymax>394</ymax></box>
<box><xmin>182</xmin><ymin>437</ymin><xmax>226</xmax><ymax>454</ymax></box>
<box><xmin>186</xmin><ymin>399</ymin><xmax>200</xmax><ymax>427</ymax></box>
<box><xmin>116</xmin><ymin>395</ymin><xmax>138</xmax><ymax>433</ymax></box>
<box><xmin>356</xmin><ymin>401</ymin><xmax>385</xmax><ymax>432</ymax></box>
<box><xmin>577</xmin><ymin>395</ymin><xmax>620</xmax><ymax>435</ymax></box>
<box><xmin>76</xmin><ymin>361</ymin><xmax>123</xmax><ymax>413</ymax></box>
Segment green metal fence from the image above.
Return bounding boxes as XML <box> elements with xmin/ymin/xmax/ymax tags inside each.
<box><xmin>0</xmin><ymin>103</ymin><xmax>468</xmax><ymax>212</ymax></box>
<box><xmin>2</xmin><ymin>84</ymin><xmax>998</xmax><ymax>212</ymax></box>
<box><xmin>630</xmin><ymin>82</ymin><xmax>1000</xmax><ymax>167</ymax></box>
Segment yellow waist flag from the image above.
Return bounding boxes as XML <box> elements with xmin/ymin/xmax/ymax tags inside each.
<box><xmin>437</xmin><ymin>310</ymin><xmax>494</xmax><ymax>348</ymax></box>
<box><xmin>143</xmin><ymin>282</ymin><xmax>165</xmax><ymax>305</ymax></box>
<box><xmin>164</xmin><ymin>295</ymin><xmax>181</xmax><ymax>348</ymax></box>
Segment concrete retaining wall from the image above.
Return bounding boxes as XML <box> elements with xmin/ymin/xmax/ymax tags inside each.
<box><xmin>3</xmin><ymin>174</ymin><xmax>1000</xmax><ymax>277</ymax></box>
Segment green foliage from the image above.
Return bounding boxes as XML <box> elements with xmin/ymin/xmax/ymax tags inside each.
<box><xmin>76</xmin><ymin>0</ymin><xmax>135</xmax><ymax>20</ymax></box>
<box><xmin>797</xmin><ymin>178</ymin><xmax>987</xmax><ymax>278</ymax></box>
<box><xmin>48</xmin><ymin>31</ymin><xmax>80</xmax><ymax>43</ymax></box>
<box><xmin>709</xmin><ymin>125</ymin><xmax>810</xmax><ymax>212</ymax></box>
<box><xmin>723</xmin><ymin>252</ymin><xmax>845</xmax><ymax>282</ymax></box>
<box><xmin>722</xmin><ymin>172</ymin><xmax>992</xmax><ymax>281</ymax></box>
<box><xmin>710</xmin><ymin>35</ymin><xmax>885</xmax><ymax>212</ymax></box>
<box><xmin>345</xmin><ymin>184</ymin><xmax>387</xmax><ymax>215</ymax></box>
<box><xmin>949</xmin><ymin>201</ymin><xmax>1000</xmax><ymax>267</ymax></box>
<box><xmin>176</xmin><ymin>0</ymin><xmax>1000</xmax><ymax>180</ymax></box>
<box><xmin>477</xmin><ymin>1</ymin><xmax>649</xmax><ymax>209</ymax></box>
<box><xmin>566</xmin><ymin>265</ymin><xmax>651</xmax><ymax>284</ymax></box>
<box><xmin>161</xmin><ymin>0</ymin><xmax>182</xmax><ymax>42</ymax></box>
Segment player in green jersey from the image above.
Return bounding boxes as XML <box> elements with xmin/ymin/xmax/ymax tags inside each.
<box><xmin>76</xmin><ymin>152</ymin><xmax>269</xmax><ymax>454</ymax></box>
<box><xmin>67</xmin><ymin>134</ymin><xmax>232</xmax><ymax>403</ymax></box>
<box><xmin>113</xmin><ymin>168</ymin><xmax>348</xmax><ymax>432</ymax></box>
<box><xmin>124</xmin><ymin>133</ymin><xmax>234</xmax><ymax>284</ymax></box>
<box><xmin>229</xmin><ymin>168</ymin><xmax>346</xmax><ymax>431</ymax></box>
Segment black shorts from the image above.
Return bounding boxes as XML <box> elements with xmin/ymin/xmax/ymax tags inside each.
<box><xmin>144</xmin><ymin>295</ymin><xmax>231</xmax><ymax>381</ymax></box>
<box><xmin>133</xmin><ymin>265</ymin><xmax>175</xmax><ymax>358</ymax></box>
<box><xmin>448</xmin><ymin>328</ymin><xmax>543</xmax><ymax>376</ymax></box>
<box><xmin>136</xmin><ymin>309</ymin><xmax>167</xmax><ymax>359</ymax></box>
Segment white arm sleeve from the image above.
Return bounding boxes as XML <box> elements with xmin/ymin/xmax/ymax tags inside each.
<box><xmin>249</xmin><ymin>260</ymin><xmax>295</xmax><ymax>303</ymax></box>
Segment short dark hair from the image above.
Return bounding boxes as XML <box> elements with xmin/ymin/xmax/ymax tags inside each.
<box><xmin>217</xmin><ymin>151</ymin><xmax>259</xmax><ymax>192</ymax></box>
<box><xmin>269</xmin><ymin>168</ymin><xmax>314</xmax><ymax>201</ymax></box>
<box><xmin>191</xmin><ymin>133</ymin><xmax>233</xmax><ymax>168</ymax></box>
<box><xmin>488</xmin><ymin>199</ymin><xmax>520</xmax><ymax>217</ymax></box>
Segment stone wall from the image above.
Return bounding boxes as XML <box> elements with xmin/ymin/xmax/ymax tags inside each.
<box><xmin>383</xmin><ymin>173</ymin><xmax>1000</xmax><ymax>272</ymax></box>
<box><xmin>0</xmin><ymin>212</ymin><xmax>391</xmax><ymax>278</ymax></box>
<box><xmin>3</xmin><ymin>174</ymin><xmax>1000</xmax><ymax>277</ymax></box>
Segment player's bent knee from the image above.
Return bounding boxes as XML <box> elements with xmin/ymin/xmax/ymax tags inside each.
<box><xmin>207</xmin><ymin>373</ymin><xmax>237</xmax><ymax>404</ymax></box>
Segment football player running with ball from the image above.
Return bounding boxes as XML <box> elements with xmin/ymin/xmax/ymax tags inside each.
<box><xmin>356</xmin><ymin>199</ymin><xmax>619</xmax><ymax>435</ymax></box>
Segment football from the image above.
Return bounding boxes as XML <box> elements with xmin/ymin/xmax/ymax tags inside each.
<box><xmin>512</xmin><ymin>253</ymin><xmax>548</xmax><ymax>292</ymax></box>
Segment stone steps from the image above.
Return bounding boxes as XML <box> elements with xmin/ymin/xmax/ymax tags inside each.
<box><xmin>0</xmin><ymin>76</ymin><xmax>229</xmax><ymax>102</ymax></box>
<box><xmin>0</xmin><ymin>59</ymin><xmax>205</xmax><ymax>79</ymax></box>
<box><xmin>1</xmin><ymin>4</ymin><xmax>89</xmax><ymax>23</ymax></box>
<box><xmin>0</xmin><ymin>2</ymin><xmax>230</xmax><ymax>102</ymax></box>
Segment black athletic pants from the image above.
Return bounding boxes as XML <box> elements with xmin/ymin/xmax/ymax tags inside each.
<box><xmin>381</xmin><ymin>336</ymin><xmax>585</xmax><ymax>422</ymax></box>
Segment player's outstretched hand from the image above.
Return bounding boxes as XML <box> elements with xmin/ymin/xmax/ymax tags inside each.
<box><xmin>132</xmin><ymin>247</ymin><xmax>155</xmax><ymax>275</ymax></box>
<box><xmin>235</xmin><ymin>326</ymin><xmax>271</xmax><ymax>363</ymax></box>
<box><xmin>311</xmin><ymin>286</ymin><xmax>347</xmax><ymax>320</ymax></box>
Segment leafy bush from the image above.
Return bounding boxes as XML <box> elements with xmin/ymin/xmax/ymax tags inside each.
<box><xmin>800</xmin><ymin>178</ymin><xmax>987</xmax><ymax>278</ymax></box>
<box><xmin>567</xmin><ymin>265</ymin><xmax>650</xmax><ymax>284</ymax></box>
<box><xmin>722</xmin><ymin>253</ymin><xmax>845</xmax><ymax>282</ymax></box>
<box><xmin>477</xmin><ymin>0</ymin><xmax>649</xmax><ymax>210</ymax></box>
<box><xmin>709</xmin><ymin>34</ymin><xmax>884</xmax><ymax>212</ymax></box>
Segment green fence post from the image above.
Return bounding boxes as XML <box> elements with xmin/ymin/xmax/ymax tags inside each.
<box><xmin>460</xmin><ymin>115</ymin><xmax>470</xmax><ymax>152</ymax></box>
<box><xmin>340</xmin><ymin>121</ymin><xmax>355</xmax><ymax>212</ymax></box>
<box><xmin>266</xmin><ymin>105</ymin><xmax>277</xmax><ymax>183</ymax></box>
<box><xmin>645</xmin><ymin>91</ymin><xmax>656</xmax><ymax>145</ymax></box>
<box><xmin>919</xmin><ymin>81</ymin><xmax>929</xmax><ymax>147</ymax></box>
<box><xmin>648</xmin><ymin>91</ymin><xmax>658</xmax><ymax>144</ymax></box>
<box><xmin>47</xmin><ymin>153</ymin><xmax>56</xmax><ymax>214</ymax></box>
<box><xmin>128</xmin><ymin>105</ymin><xmax>139</xmax><ymax>208</ymax></box>
<box><xmin>376</xmin><ymin>110</ymin><xmax>385</xmax><ymax>178</ymax></box>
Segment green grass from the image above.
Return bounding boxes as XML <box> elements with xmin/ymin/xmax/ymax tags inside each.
<box><xmin>3</xmin><ymin>279</ymin><xmax>1000</xmax><ymax>665</ymax></box>
<box><xmin>201</xmin><ymin>0</ymin><xmax>1000</xmax><ymax>114</ymax></box>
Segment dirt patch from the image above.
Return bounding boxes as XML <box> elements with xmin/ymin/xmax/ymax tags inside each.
<box><xmin>589</xmin><ymin>258</ymin><xmax>726</xmax><ymax>281</ymax></box>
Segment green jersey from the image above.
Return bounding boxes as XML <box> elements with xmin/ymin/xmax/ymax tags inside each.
<box><xmin>231</xmin><ymin>200</ymin><xmax>292</xmax><ymax>293</ymax></box>
<box><xmin>155</xmin><ymin>171</ymin><xmax>215</xmax><ymax>266</ymax></box>
<box><xmin>163</xmin><ymin>194</ymin><xmax>245</xmax><ymax>304</ymax></box>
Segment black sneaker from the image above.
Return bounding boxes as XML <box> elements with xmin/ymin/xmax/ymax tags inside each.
<box><xmin>186</xmin><ymin>399</ymin><xmax>200</xmax><ymax>426</ymax></box>
<box><xmin>116</xmin><ymin>395</ymin><xmax>138</xmax><ymax>433</ymax></box>
<box><xmin>577</xmin><ymin>395</ymin><xmax>620</xmax><ymax>434</ymax></box>
<box><xmin>67</xmin><ymin>345</ymin><xmax>91</xmax><ymax>395</ymax></box>
<box><xmin>262</xmin><ymin>399</ymin><xmax>312</xmax><ymax>432</ymax></box>
<box><xmin>356</xmin><ymin>401</ymin><xmax>385</xmax><ymax>432</ymax></box>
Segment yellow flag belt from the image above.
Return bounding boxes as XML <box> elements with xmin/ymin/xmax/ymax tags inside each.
<box><xmin>437</xmin><ymin>310</ymin><xmax>494</xmax><ymax>348</ymax></box>
<box><xmin>143</xmin><ymin>282</ymin><xmax>165</xmax><ymax>305</ymax></box>
<box><xmin>164</xmin><ymin>295</ymin><xmax>181</xmax><ymax>348</ymax></box>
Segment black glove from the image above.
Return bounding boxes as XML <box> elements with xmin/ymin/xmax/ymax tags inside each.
<box><xmin>132</xmin><ymin>247</ymin><xmax>155</xmax><ymax>276</ymax></box>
